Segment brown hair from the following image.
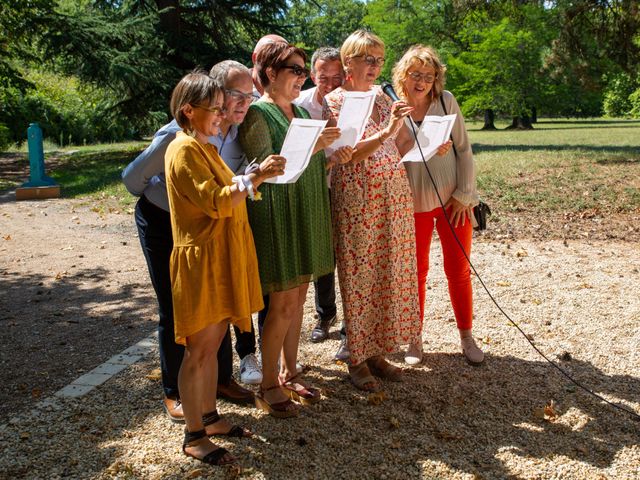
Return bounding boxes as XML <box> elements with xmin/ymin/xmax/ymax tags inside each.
<box><xmin>254</xmin><ymin>42</ymin><xmax>307</xmax><ymax>88</ymax></box>
<box><xmin>392</xmin><ymin>45</ymin><xmax>447</xmax><ymax>103</ymax></box>
<box><xmin>169</xmin><ymin>71</ymin><xmax>223</xmax><ymax>129</ymax></box>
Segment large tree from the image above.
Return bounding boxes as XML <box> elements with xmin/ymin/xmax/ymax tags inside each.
<box><xmin>29</xmin><ymin>1</ymin><xmax>288</xmax><ymax>133</ymax></box>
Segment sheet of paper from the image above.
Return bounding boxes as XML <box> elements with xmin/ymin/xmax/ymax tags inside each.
<box><xmin>328</xmin><ymin>90</ymin><xmax>376</xmax><ymax>153</ymax></box>
<box><xmin>401</xmin><ymin>114</ymin><xmax>457</xmax><ymax>163</ymax></box>
<box><xmin>266</xmin><ymin>118</ymin><xmax>327</xmax><ymax>184</ymax></box>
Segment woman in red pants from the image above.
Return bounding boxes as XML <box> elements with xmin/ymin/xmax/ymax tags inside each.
<box><xmin>393</xmin><ymin>45</ymin><xmax>484</xmax><ymax>366</ymax></box>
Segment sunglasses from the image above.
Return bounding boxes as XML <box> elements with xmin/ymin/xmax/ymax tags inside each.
<box><xmin>407</xmin><ymin>71</ymin><xmax>436</xmax><ymax>83</ymax></box>
<box><xmin>194</xmin><ymin>104</ymin><xmax>227</xmax><ymax>116</ymax></box>
<box><xmin>281</xmin><ymin>64</ymin><xmax>310</xmax><ymax>77</ymax></box>
<box><xmin>225</xmin><ymin>89</ymin><xmax>253</xmax><ymax>103</ymax></box>
<box><xmin>353</xmin><ymin>54</ymin><xmax>385</xmax><ymax>67</ymax></box>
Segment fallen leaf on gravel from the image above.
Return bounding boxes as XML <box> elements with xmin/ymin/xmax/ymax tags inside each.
<box><xmin>434</xmin><ymin>430</ymin><xmax>462</xmax><ymax>441</ymax></box>
<box><xmin>31</xmin><ymin>388</ymin><xmax>42</xmax><ymax>398</ymax></box>
<box><xmin>544</xmin><ymin>400</ymin><xmax>559</xmax><ymax>421</ymax></box>
<box><xmin>19</xmin><ymin>432</ymin><xmax>29</xmax><ymax>440</ymax></box>
<box><xmin>532</xmin><ymin>298</ymin><xmax>542</xmax><ymax>305</ymax></box>
<box><xmin>578</xmin><ymin>282</ymin><xmax>593</xmax><ymax>289</ymax></box>
<box><xmin>516</xmin><ymin>250</ymin><xmax>528</xmax><ymax>257</ymax></box>
<box><xmin>367</xmin><ymin>391</ymin><xmax>386</xmax><ymax>405</ymax></box>
<box><xmin>145</xmin><ymin>368</ymin><xmax>161</xmax><ymax>380</ymax></box>
<box><xmin>3</xmin><ymin>235</ymin><xmax>10</xmax><ymax>240</ymax></box>
<box><xmin>390</xmin><ymin>440</ymin><xmax>402</xmax><ymax>449</ymax></box>
<box><xmin>186</xmin><ymin>468</ymin><xmax>205</xmax><ymax>479</ymax></box>
<box><xmin>496</xmin><ymin>280</ymin><xmax>512</xmax><ymax>287</ymax></box>
<box><xmin>389</xmin><ymin>416</ymin><xmax>400</xmax><ymax>429</ymax></box>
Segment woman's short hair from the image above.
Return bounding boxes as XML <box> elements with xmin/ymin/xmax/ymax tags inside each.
<box><xmin>392</xmin><ymin>45</ymin><xmax>447</xmax><ymax>102</ymax></box>
<box><xmin>255</xmin><ymin>42</ymin><xmax>307</xmax><ymax>89</ymax></box>
<box><xmin>340</xmin><ymin>30</ymin><xmax>385</xmax><ymax>68</ymax></box>
<box><xmin>169</xmin><ymin>71</ymin><xmax>223</xmax><ymax>129</ymax></box>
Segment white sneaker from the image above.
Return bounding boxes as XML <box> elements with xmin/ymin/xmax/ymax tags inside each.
<box><xmin>240</xmin><ymin>353</ymin><xmax>263</xmax><ymax>385</ymax></box>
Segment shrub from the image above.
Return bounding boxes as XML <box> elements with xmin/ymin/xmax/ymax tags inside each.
<box><xmin>603</xmin><ymin>73</ymin><xmax>637</xmax><ymax>117</ymax></box>
<box><xmin>0</xmin><ymin>69</ymin><xmax>166</xmax><ymax>146</ymax></box>
<box><xmin>0</xmin><ymin>124</ymin><xmax>12</xmax><ymax>151</ymax></box>
<box><xmin>629</xmin><ymin>87</ymin><xmax>640</xmax><ymax>118</ymax></box>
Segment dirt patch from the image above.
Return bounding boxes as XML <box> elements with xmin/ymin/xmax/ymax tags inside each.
<box><xmin>0</xmin><ymin>189</ymin><xmax>638</xmax><ymax>478</ymax></box>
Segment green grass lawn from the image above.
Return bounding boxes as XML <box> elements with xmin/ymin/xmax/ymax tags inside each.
<box><xmin>467</xmin><ymin>119</ymin><xmax>640</xmax><ymax>215</ymax></box>
<box><xmin>2</xmin><ymin>119</ymin><xmax>639</xmax><ymax>218</ymax></box>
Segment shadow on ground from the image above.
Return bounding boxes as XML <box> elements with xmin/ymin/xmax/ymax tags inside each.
<box><xmin>2</xmin><ymin>349</ymin><xmax>637</xmax><ymax>479</ymax></box>
<box><xmin>0</xmin><ymin>267</ymin><xmax>155</xmax><ymax>421</ymax></box>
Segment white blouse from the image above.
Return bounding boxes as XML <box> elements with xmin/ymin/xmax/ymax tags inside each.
<box><xmin>403</xmin><ymin>90</ymin><xmax>478</xmax><ymax>213</ymax></box>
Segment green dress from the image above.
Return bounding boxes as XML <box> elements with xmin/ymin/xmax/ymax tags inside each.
<box><xmin>239</xmin><ymin>101</ymin><xmax>334</xmax><ymax>294</ymax></box>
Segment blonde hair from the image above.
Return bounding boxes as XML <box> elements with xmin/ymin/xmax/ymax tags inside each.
<box><xmin>392</xmin><ymin>45</ymin><xmax>446</xmax><ymax>103</ymax></box>
<box><xmin>340</xmin><ymin>30</ymin><xmax>385</xmax><ymax>72</ymax></box>
<box><xmin>170</xmin><ymin>71</ymin><xmax>223</xmax><ymax>129</ymax></box>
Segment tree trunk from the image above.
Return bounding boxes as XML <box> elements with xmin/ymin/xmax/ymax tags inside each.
<box><xmin>481</xmin><ymin>109</ymin><xmax>497</xmax><ymax>130</ymax></box>
<box><xmin>506</xmin><ymin>115</ymin><xmax>534</xmax><ymax>130</ymax></box>
<box><xmin>531</xmin><ymin>107</ymin><xmax>537</xmax><ymax>123</ymax></box>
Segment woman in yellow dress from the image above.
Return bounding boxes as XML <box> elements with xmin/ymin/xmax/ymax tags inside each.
<box><xmin>164</xmin><ymin>71</ymin><xmax>284</xmax><ymax>466</ymax></box>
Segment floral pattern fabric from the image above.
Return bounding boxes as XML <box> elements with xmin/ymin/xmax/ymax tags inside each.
<box><xmin>323</xmin><ymin>86</ymin><xmax>421</xmax><ymax>364</ymax></box>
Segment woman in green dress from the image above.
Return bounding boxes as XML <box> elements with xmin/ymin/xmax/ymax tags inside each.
<box><xmin>239</xmin><ymin>42</ymin><xmax>351</xmax><ymax>417</ymax></box>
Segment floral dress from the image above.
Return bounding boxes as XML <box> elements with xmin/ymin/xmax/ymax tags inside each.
<box><xmin>323</xmin><ymin>86</ymin><xmax>421</xmax><ymax>364</ymax></box>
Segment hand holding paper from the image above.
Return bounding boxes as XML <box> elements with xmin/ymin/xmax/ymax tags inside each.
<box><xmin>401</xmin><ymin>114</ymin><xmax>457</xmax><ymax>163</ymax></box>
<box><xmin>266</xmin><ymin>118</ymin><xmax>327</xmax><ymax>184</ymax></box>
<box><xmin>328</xmin><ymin>90</ymin><xmax>376</xmax><ymax>153</ymax></box>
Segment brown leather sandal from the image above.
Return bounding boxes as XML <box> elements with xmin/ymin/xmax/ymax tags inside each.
<box><xmin>348</xmin><ymin>362</ymin><xmax>381</xmax><ymax>392</ymax></box>
<box><xmin>255</xmin><ymin>385</ymin><xmax>301</xmax><ymax>418</ymax></box>
<box><xmin>278</xmin><ymin>374</ymin><xmax>321</xmax><ymax>405</ymax></box>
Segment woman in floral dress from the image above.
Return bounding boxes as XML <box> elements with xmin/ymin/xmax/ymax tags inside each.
<box><xmin>323</xmin><ymin>30</ymin><xmax>421</xmax><ymax>391</ymax></box>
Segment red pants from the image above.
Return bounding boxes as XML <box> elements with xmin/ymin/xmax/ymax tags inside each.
<box><xmin>414</xmin><ymin>207</ymin><xmax>473</xmax><ymax>331</ymax></box>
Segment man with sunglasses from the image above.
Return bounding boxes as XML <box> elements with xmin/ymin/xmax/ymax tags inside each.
<box><xmin>293</xmin><ymin>47</ymin><xmax>344</xmax><ymax>346</ymax></box>
<box><xmin>122</xmin><ymin>61</ymin><xmax>261</xmax><ymax>423</ymax></box>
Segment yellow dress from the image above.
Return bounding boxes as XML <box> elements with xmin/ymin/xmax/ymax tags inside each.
<box><xmin>165</xmin><ymin>132</ymin><xmax>263</xmax><ymax>345</ymax></box>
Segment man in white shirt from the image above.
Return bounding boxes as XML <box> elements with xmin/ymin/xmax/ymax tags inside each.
<box><xmin>295</xmin><ymin>47</ymin><xmax>343</xmax><ymax>120</ymax></box>
<box><xmin>292</xmin><ymin>47</ymin><xmax>348</xmax><ymax>360</ymax></box>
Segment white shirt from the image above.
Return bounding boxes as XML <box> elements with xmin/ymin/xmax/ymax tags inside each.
<box><xmin>294</xmin><ymin>86</ymin><xmax>323</xmax><ymax>120</ymax></box>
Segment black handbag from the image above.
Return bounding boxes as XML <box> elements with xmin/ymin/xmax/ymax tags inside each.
<box><xmin>439</xmin><ymin>96</ymin><xmax>491</xmax><ymax>231</ymax></box>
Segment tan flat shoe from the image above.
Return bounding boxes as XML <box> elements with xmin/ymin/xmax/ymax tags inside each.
<box><xmin>461</xmin><ymin>336</ymin><xmax>484</xmax><ymax>365</ymax></box>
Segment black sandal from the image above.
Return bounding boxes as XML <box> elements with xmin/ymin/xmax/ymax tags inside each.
<box><xmin>202</xmin><ymin>409</ymin><xmax>250</xmax><ymax>438</ymax></box>
<box><xmin>182</xmin><ymin>429</ymin><xmax>235</xmax><ymax>466</ymax></box>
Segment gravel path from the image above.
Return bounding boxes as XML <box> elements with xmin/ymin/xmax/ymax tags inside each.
<box><xmin>1</xmin><ymin>198</ymin><xmax>639</xmax><ymax>479</ymax></box>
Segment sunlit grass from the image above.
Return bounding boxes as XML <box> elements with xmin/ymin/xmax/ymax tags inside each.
<box><xmin>466</xmin><ymin>118</ymin><xmax>640</xmax><ymax>214</ymax></box>
<box><xmin>3</xmin><ymin>120</ymin><xmax>639</xmax><ymax>216</ymax></box>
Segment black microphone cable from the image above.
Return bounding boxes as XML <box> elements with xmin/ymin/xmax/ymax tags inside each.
<box><xmin>380</xmin><ymin>81</ymin><xmax>640</xmax><ymax>421</ymax></box>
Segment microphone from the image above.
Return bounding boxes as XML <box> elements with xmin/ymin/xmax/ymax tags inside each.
<box><xmin>380</xmin><ymin>81</ymin><xmax>400</xmax><ymax>102</ymax></box>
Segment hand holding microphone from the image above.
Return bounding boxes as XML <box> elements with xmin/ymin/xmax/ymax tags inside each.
<box><xmin>380</xmin><ymin>81</ymin><xmax>413</xmax><ymax>136</ymax></box>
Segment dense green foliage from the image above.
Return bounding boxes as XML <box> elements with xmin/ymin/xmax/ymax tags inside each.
<box><xmin>1</xmin><ymin>0</ymin><xmax>639</xmax><ymax>148</ymax></box>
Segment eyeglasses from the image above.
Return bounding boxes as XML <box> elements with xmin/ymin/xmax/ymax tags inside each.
<box><xmin>407</xmin><ymin>71</ymin><xmax>436</xmax><ymax>83</ymax></box>
<box><xmin>225</xmin><ymin>89</ymin><xmax>253</xmax><ymax>103</ymax></box>
<box><xmin>281</xmin><ymin>64</ymin><xmax>310</xmax><ymax>77</ymax></box>
<box><xmin>353</xmin><ymin>54</ymin><xmax>385</xmax><ymax>67</ymax></box>
<box><xmin>194</xmin><ymin>104</ymin><xmax>227</xmax><ymax>116</ymax></box>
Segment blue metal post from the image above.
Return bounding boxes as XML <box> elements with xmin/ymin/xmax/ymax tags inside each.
<box><xmin>22</xmin><ymin>123</ymin><xmax>57</xmax><ymax>187</ymax></box>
